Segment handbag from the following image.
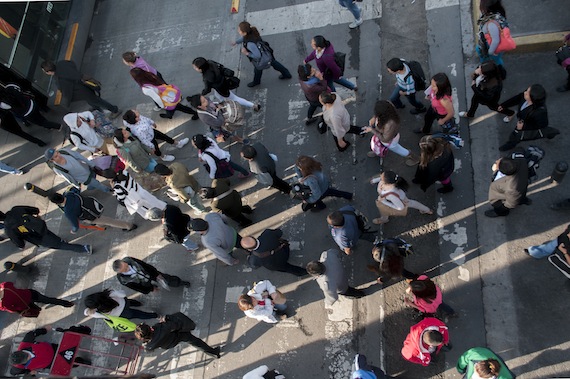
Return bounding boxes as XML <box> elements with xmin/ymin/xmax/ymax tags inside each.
<box><xmin>81</xmin><ymin>77</ymin><xmax>102</xmax><ymax>96</ymax></box>
<box><xmin>485</xmin><ymin>21</ymin><xmax>516</xmax><ymax>53</ymax></box>
<box><xmin>375</xmin><ymin>192</ymin><xmax>408</xmax><ymax>217</ymax></box>
<box><xmin>102</xmin><ymin>314</ymin><xmax>137</xmax><ymax>332</ymax></box>
<box><xmin>203</xmin><ymin>151</ymin><xmax>235</xmax><ymax>178</ymax></box>
<box><xmin>370</xmin><ymin>135</ymin><xmax>389</xmax><ymax>158</ymax></box>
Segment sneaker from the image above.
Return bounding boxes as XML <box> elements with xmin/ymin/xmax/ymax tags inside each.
<box><xmin>437</xmin><ymin>185</ymin><xmax>454</xmax><ymax>193</ymax></box>
<box><xmin>253</xmin><ymin>103</ymin><xmax>262</xmax><ymax>112</ymax></box>
<box><xmin>305</xmin><ymin>117</ymin><xmax>318</xmax><ymax>126</ymax></box>
<box><xmin>83</xmin><ymin>245</ymin><xmax>93</xmax><ymax>255</ymax></box>
<box><xmin>247</xmin><ymin>82</ymin><xmax>260</xmax><ymax>88</ymax></box>
<box><xmin>458</xmin><ymin>111</ymin><xmax>472</xmax><ymax>118</ymax></box>
<box><xmin>502</xmin><ymin>116</ymin><xmax>512</xmax><ymax>123</ymax></box>
<box><xmin>152</xmin><ymin>105</ymin><xmax>162</xmax><ymax>111</ymax></box>
<box><xmin>61</xmin><ymin>300</ymin><xmax>75</xmax><ymax>308</ymax></box>
<box><xmin>15</xmin><ymin>170</ymin><xmax>24</xmax><ymax>175</ymax></box>
<box><xmin>161</xmin><ymin>155</ymin><xmax>175</xmax><ymax>162</ymax></box>
<box><xmin>176</xmin><ymin>137</ymin><xmax>189</xmax><ymax>148</ymax></box>
<box><xmin>191</xmin><ymin>114</ymin><xmax>199</xmax><ymax>120</ymax></box>
<box><xmin>367</xmin><ymin>151</ymin><xmax>377</xmax><ymax>158</ymax></box>
<box><xmin>278</xmin><ymin>74</ymin><xmax>292</xmax><ymax>80</ymax></box>
<box><xmin>349</xmin><ymin>18</ymin><xmax>363</xmax><ymax>29</ymax></box>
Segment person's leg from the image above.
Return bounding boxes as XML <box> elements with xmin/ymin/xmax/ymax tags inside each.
<box><xmin>422</xmin><ymin>106</ymin><xmax>439</xmax><ymax>133</ymax></box>
<box><xmin>150</xmin><ymin>137</ymin><xmax>163</xmax><ymax>157</ymax></box>
<box><xmin>438</xmin><ymin>176</ymin><xmax>454</xmax><ymax>193</ymax></box>
<box><xmin>120</xmin><ymin>305</ymin><xmax>158</xmax><ymax>320</ymax></box>
<box><xmin>333</xmin><ymin>77</ymin><xmax>357</xmax><ymax>90</ymax></box>
<box><xmin>30</xmin><ymin>289</ymin><xmax>74</xmax><ymax>307</ymax></box>
<box><xmin>406</xmin><ymin>93</ymin><xmax>425</xmax><ymax>109</ymax></box>
<box><xmin>187</xmin><ymin>192</ymin><xmax>208</xmax><ymax>213</ymax></box>
<box><xmin>270</xmin><ymin>60</ymin><xmax>291</xmax><ymax>78</ymax></box>
<box><xmin>0</xmin><ymin>161</ymin><xmax>21</xmax><ymax>175</ymax></box>
<box><xmin>307</xmin><ymin>101</ymin><xmax>321</xmax><ymax>119</ymax></box>
<box><xmin>347</xmin><ymin>125</ymin><xmax>363</xmax><ymax>135</ymax></box>
<box><xmin>180</xmin><ymin>333</ymin><xmax>220</xmax><ymax>357</ymax></box>
<box><xmin>339</xmin><ymin>0</ymin><xmax>361</xmax><ymax>19</ymax></box>
<box><xmin>270</xmin><ymin>174</ymin><xmax>291</xmax><ymax>194</ymax></box>
<box><xmin>86</xmin><ymin>178</ymin><xmax>111</xmax><ymax>193</ymax></box>
<box><xmin>389</xmin><ymin>86</ymin><xmax>404</xmax><ymax>109</ymax></box>
<box><xmin>273</xmin><ymin>302</ymin><xmax>287</xmax><ymax>312</ymax></box>
<box><xmin>406</xmin><ymin>199</ymin><xmax>431</xmax><ymax>214</ymax></box>
<box><xmin>279</xmin><ymin>263</ymin><xmax>308</xmax><ymax>277</ymax></box>
<box><xmin>174</xmin><ymin>103</ymin><xmax>199</xmax><ymax>118</ymax></box>
<box><xmin>526</xmin><ymin>239</ymin><xmax>558</xmax><ymax>259</ymax></box>
<box><xmin>491</xmin><ymin>201</ymin><xmax>510</xmax><ymax>216</ymax></box>
<box><xmin>326</xmin><ymin>79</ymin><xmax>337</xmax><ymax>92</ymax></box>
<box><xmin>466</xmin><ymin>94</ymin><xmax>481</xmax><ymax>117</ymax></box>
<box><xmin>153</xmin><ymin>129</ymin><xmax>176</xmax><ymax>145</ymax></box>
<box><xmin>1</xmin><ymin>119</ymin><xmax>46</xmax><ymax>146</ymax></box>
<box><xmin>322</xmin><ymin>187</ymin><xmax>353</xmax><ymax>200</ymax></box>
<box><xmin>226</xmin><ymin>91</ymin><xmax>254</xmax><ymax>108</ymax></box>
<box><xmin>25</xmin><ymin>108</ymin><xmax>60</xmax><ymax>130</ymax></box>
<box><xmin>40</xmin><ymin>230</ymin><xmax>89</xmax><ymax>253</ymax></box>
<box><xmin>342</xmin><ymin>286</ymin><xmax>365</xmax><ymax>298</ymax></box>
<box><xmin>232</xmin><ymin>212</ymin><xmax>252</xmax><ymax>227</ymax></box>
<box><xmin>249</xmin><ymin>68</ymin><xmax>263</xmax><ymax>87</ymax></box>
<box><xmin>85</xmin><ymin>93</ymin><xmax>119</xmax><ymax>113</ymax></box>
<box><xmin>229</xmin><ymin>160</ymin><xmax>250</xmax><ymax>175</ymax></box>
<box><xmin>437</xmin><ymin>302</ymin><xmax>456</xmax><ymax>316</ymax></box>
<box><xmin>386</xmin><ymin>142</ymin><xmax>410</xmax><ymax>158</ymax></box>
<box><xmin>90</xmin><ymin>215</ymin><xmax>134</xmax><ymax>230</ymax></box>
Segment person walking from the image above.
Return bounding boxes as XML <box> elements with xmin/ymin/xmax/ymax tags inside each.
<box><xmin>294</xmin><ymin>155</ymin><xmax>353</xmax><ymax>212</ymax></box>
<box><xmin>154</xmin><ymin>162</ymin><xmax>208</xmax><ymax>214</ymax></box>
<box><xmin>240</xmin><ymin>143</ymin><xmax>291</xmax><ymax>194</ymax></box>
<box><xmin>63</xmin><ymin>111</ymin><xmax>108</xmax><ymax>155</ymax></box>
<box><xmin>556</xmin><ymin>33</ymin><xmax>570</xmax><ymax>93</ymax></box>
<box><xmin>237</xmin><ymin>280</ymin><xmax>288</xmax><ymax>323</ymax></box>
<box><xmin>200</xmin><ymin>179</ymin><xmax>253</xmax><ymax>227</ymax></box>
<box><xmin>476</xmin><ymin>0</ymin><xmax>509</xmax><ymax>68</ymax></box>
<box><xmin>129</xmin><ymin>68</ymin><xmax>198</xmax><ymax>120</ymax></box>
<box><xmin>0</xmin><ymin>281</ymin><xmax>73</xmax><ymax>317</ymax></box>
<box><xmin>192</xmin><ymin>57</ymin><xmax>260</xmax><ymax>111</ymax></box>
<box><xmin>459</xmin><ymin>61</ymin><xmax>506</xmax><ymax>119</ymax></box>
<box><xmin>306</xmin><ymin>248</ymin><xmax>365</xmax><ymax>307</ymax></box>
<box><xmin>111</xmin><ymin>170</ymin><xmax>166</xmax><ymax>220</ymax></box>
<box><xmin>304</xmin><ymin>35</ymin><xmax>357</xmax><ymax>92</ymax></box>
<box><xmin>145</xmin><ymin>205</ymin><xmax>199</xmax><ymax>252</ymax></box>
<box><xmin>0</xmin><ymin>206</ymin><xmax>92</xmax><ymax>254</ymax></box>
<box><xmin>368</xmin><ymin>237</ymin><xmax>418</xmax><ymax>284</ymax></box>
<box><xmin>112</xmin><ymin>257</ymin><xmax>190</xmax><ymax>294</ymax></box>
<box><xmin>372</xmin><ymin>170</ymin><xmax>432</xmax><ymax>225</ymax></box>
<box><xmin>0</xmin><ymin>109</ymin><xmax>46</xmax><ymax>146</ymax></box>
<box><xmin>122</xmin><ymin>109</ymin><xmax>189</xmax><ymax>162</ymax></box>
<box><xmin>48</xmin><ymin>187</ymin><xmax>136</xmax><ymax>233</ymax></box>
<box><xmin>40</xmin><ymin>60</ymin><xmax>121</xmax><ymax>117</ymax></box>
<box><xmin>457</xmin><ymin>347</ymin><xmax>515</xmax><ymax>379</ymax></box>
<box><xmin>361</xmin><ymin>100</ymin><xmax>418</xmax><ymax>166</ymax></box>
<box><xmin>235</xmin><ymin>21</ymin><xmax>292</xmax><ymax>88</ymax></box>
<box><xmin>320</xmin><ymin>92</ymin><xmax>363</xmax><ymax>152</ymax></box>
<box><xmin>327</xmin><ymin>205</ymin><xmax>375</xmax><ymax>255</ymax></box>
<box><xmin>298</xmin><ymin>63</ymin><xmax>329</xmax><ymax>126</ymax></box>
<box><xmin>113</xmin><ymin>128</ymin><xmax>157</xmax><ymax>173</ymax></box>
<box><xmin>0</xmin><ymin>85</ymin><xmax>61</xmax><ymax>130</ymax></box>
<box><xmin>338</xmin><ymin>0</ymin><xmax>363</xmax><ymax>29</ymax></box>
<box><xmin>401</xmin><ymin>317</ymin><xmax>450</xmax><ymax>366</ymax></box>
<box><xmin>415</xmin><ymin>73</ymin><xmax>455</xmax><ymax>135</ymax></box>
<box><xmin>44</xmin><ymin>148</ymin><xmax>110</xmax><ymax>193</ymax></box>
<box><xmin>0</xmin><ymin>160</ymin><xmax>23</xmax><ymax>175</ymax></box>
<box><xmin>83</xmin><ymin>288</ymin><xmax>157</xmax><ymax>320</ymax></box>
<box><xmin>122</xmin><ymin>51</ymin><xmax>165</xmax><ymax>82</ymax></box>
<box><xmin>485</xmin><ymin>154</ymin><xmax>530</xmax><ymax>218</ymax></box>
<box><xmin>188</xmin><ymin>213</ymin><xmax>243</xmax><ymax>266</ymax></box>
<box><xmin>240</xmin><ymin>228</ymin><xmax>306</xmax><ymax>276</ymax></box>
<box><xmin>413</xmin><ymin>135</ymin><xmax>455</xmax><ymax>193</ymax></box>
<box><xmin>187</xmin><ymin>94</ymin><xmax>245</xmax><ymax>144</ymax></box>
<box><xmin>135</xmin><ymin>312</ymin><xmax>220</xmax><ymax>358</ymax></box>
<box><xmin>386</xmin><ymin>58</ymin><xmax>427</xmax><ymax>114</ymax></box>
<box><xmin>192</xmin><ymin>134</ymin><xmax>250</xmax><ymax>179</ymax></box>
<box><xmin>403</xmin><ymin>275</ymin><xmax>457</xmax><ymax>319</ymax></box>
<box><xmin>525</xmin><ymin>224</ymin><xmax>569</xmax><ymax>259</ymax></box>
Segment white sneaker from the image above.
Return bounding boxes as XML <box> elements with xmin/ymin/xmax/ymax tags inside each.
<box><xmin>161</xmin><ymin>155</ymin><xmax>175</xmax><ymax>162</ymax></box>
<box><xmin>458</xmin><ymin>111</ymin><xmax>471</xmax><ymax>118</ymax></box>
<box><xmin>153</xmin><ymin>105</ymin><xmax>161</xmax><ymax>111</ymax></box>
<box><xmin>503</xmin><ymin>116</ymin><xmax>512</xmax><ymax>123</ymax></box>
<box><xmin>349</xmin><ymin>18</ymin><xmax>363</xmax><ymax>29</ymax></box>
<box><xmin>176</xmin><ymin>137</ymin><xmax>189</xmax><ymax>149</ymax></box>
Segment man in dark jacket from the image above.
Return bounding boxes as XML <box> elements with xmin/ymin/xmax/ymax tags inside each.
<box><xmin>200</xmin><ymin>178</ymin><xmax>253</xmax><ymax>227</ymax></box>
<box><xmin>40</xmin><ymin>60</ymin><xmax>121</xmax><ymax>117</ymax></box>
<box><xmin>0</xmin><ymin>206</ymin><xmax>92</xmax><ymax>254</ymax></box>
<box><xmin>112</xmin><ymin>257</ymin><xmax>190</xmax><ymax>294</ymax></box>
<box><xmin>135</xmin><ymin>312</ymin><xmax>220</xmax><ymax>358</ymax></box>
<box><xmin>240</xmin><ymin>228</ymin><xmax>306</xmax><ymax>276</ymax></box>
<box><xmin>485</xmin><ymin>154</ymin><xmax>530</xmax><ymax>217</ymax></box>
<box><xmin>146</xmin><ymin>205</ymin><xmax>198</xmax><ymax>251</ymax></box>
<box><xmin>327</xmin><ymin>205</ymin><xmax>375</xmax><ymax>255</ymax></box>
<box><xmin>241</xmin><ymin>143</ymin><xmax>291</xmax><ymax>194</ymax></box>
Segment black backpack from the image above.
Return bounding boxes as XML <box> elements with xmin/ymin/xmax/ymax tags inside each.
<box><xmin>68</xmin><ymin>130</ymin><xmax>87</xmax><ymax>147</ymax></box>
<box><xmin>67</xmin><ymin>188</ymin><xmax>104</xmax><ymax>221</ymax></box>
<box><xmin>209</xmin><ymin>60</ymin><xmax>240</xmax><ymax>89</ymax></box>
<box><xmin>402</xmin><ymin>59</ymin><xmax>427</xmax><ymax>91</ymax></box>
<box><xmin>340</xmin><ymin>210</ymin><xmax>371</xmax><ymax>233</ymax></box>
<box><xmin>511</xmin><ymin>145</ymin><xmax>545</xmax><ymax>183</ymax></box>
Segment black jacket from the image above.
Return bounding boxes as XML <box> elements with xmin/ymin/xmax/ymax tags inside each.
<box><xmin>414</xmin><ymin>147</ymin><xmax>455</xmax><ymax>191</ymax></box>
<box><xmin>145</xmin><ymin>312</ymin><xmax>196</xmax><ymax>351</ymax></box>
<box><xmin>201</xmin><ymin>61</ymin><xmax>230</xmax><ymax>97</ymax></box>
<box><xmin>4</xmin><ymin>206</ymin><xmax>47</xmax><ymax>248</ymax></box>
<box><xmin>500</xmin><ymin>92</ymin><xmax>548</xmax><ymax>130</ymax></box>
<box><xmin>163</xmin><ymin>205</ymin><xmax>190</xmax><ymax>243</ymax></box>
<box><xmin>116</xmin><ymin>257</ymin><xmax>160</xmax><ymax>294</ymax></box>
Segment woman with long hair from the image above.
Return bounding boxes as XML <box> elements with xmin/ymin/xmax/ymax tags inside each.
<box><xmin>459</xmin><ymin>61</ymin><xmax>507</xmax><ymax>118</ymax></box>
<box><xmin>413</xmin><ymin>135</ymin><xmax>455</xmax><ymax>193</ymax></box>
<box><xmin>130</xmin><ymin>68</ymin><xmax>198</xmax><ymax>120</ymax></box>
<box><xmin>319</xmin><ymin>91</ymin><xmax>363</xmax><ymax>152</ymax></box>
<box><xmin>294</xmin><ymin>155</ymin><xmax>353</xmax><ymax>212</ymax></box>
<box><xmin>372</xmin><ymin>170</ymin><xmax>432</xmax><ymax>224</ymax></box>
<box><xmin>235</xmin><ymin>21</ymin><xmax>291</xmax><ymax>88</ymax></box>
<box><xmin>497</xmin><ymin>84</ymin><xmax>549</xmax><ymax>151</ymax></box>
<box><xmin>403</xmin><ymin>275</ymin><xmax>456</xmax><ymax>318</ymax></box>
<box><xmin>192</xmin><ymin>56</ymin><xmax>260</xmax><ymax>111</ymax></box>
<box><xmin>191</xmin><ymin>133</ymin><xmax>250</xmax><ymax>179</ymax></box>
<box><xmin>83</xmin><ymin>288</ymin><xmax>157</xmax><ymax>320</ymax></box>
<box><xmin>416</xmin><ymin>73</ymin><xmax>455</xmax><ymax>134</ymax></box>
<box><xmin>476</xmin><ymin>0</ymin><xmax>509</xmax><ymax>68</ymax></box>
<box><xmin>362</xmin><ymin>100</ymin><xmax>418</xmax><ymax>165</ymax></box>
<box><xmin>304</xmin><ymin>35</ymin><xmax>357</xmax><ymax>92</ymax></box>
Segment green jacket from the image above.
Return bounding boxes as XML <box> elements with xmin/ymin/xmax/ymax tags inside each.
<box><xmin>457</xmin><ymin>347</ymin><xmax>515</xmax><ymax>379</ymax></box>
<box><xmin>118</xmin><ymin>139</ymin><xmax>154</xmax><ymax>173</ymax></box>
<box><xmin>165</xmin><ymin>162</ymin><xmax>200</xmax><ymax>203</ymax></box>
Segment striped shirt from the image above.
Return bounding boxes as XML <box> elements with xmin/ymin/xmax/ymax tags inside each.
<box><xmin>395</xmin><ymin>64</ymin><xmax>416</xmax><ymax>94</ymax></box>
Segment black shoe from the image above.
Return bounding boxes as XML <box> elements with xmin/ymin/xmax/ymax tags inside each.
<box><xmin>279</xmin><ymin>74</ymin><xmax>292</xmax><ymax>80</ymax></box>
<box><xmin>247</xmin><ymin>81</ymin><xmax>260</xmax><ymax>88</ymax></box>
<box><xmin>410</xmin><ymin>107</ymin><xmax>427</xmax><ymax>115</ymax></box>
<box><xmin>253</xmin><ymin>103</ymin><xmax>262</xmax><ymax>112</ymax></box>
<box><xmin>159</xmin><ymin>113</ymin><xmax>172</xmax><ymax>119</ymax></box>
<box><xmin>437</xmin><ymin>185</ymin><xmax>454</xmax><ymax>194</ymax></box>
<box><xmin>520</xmin><ymin>197</ymin><xmax>532</xmax><ymax>206</ymax></box>
<box><xmin>484</xmin><ymin>209</ymin><xmax>508</xmax><ymax>218</ymax></box>
<box><xmin>242</xmin><ymin>205</ymin><xmax>253</xmax><ymax>214</ymax></box>
<box><xmin>499</xmin><ymin>141</ymin><xmax>516</xmax><ymax>151</ymax></box>
<box><xmin>209</xmin><ymin>346</ymin><xmax>221</xmax><ymax>359</ymax></box>
<box><xmin>305</xmin><ymin>117</ymin><xmax>318</xmax><ymax>126</ymax></box>
<box><xmin>61</xmin><ymin>300</ymin><xmax>75</xmax><ymax>308</ymax></box>
<box><xmin>338</xmin><ymin>141</ymin><xmax>351</xmax><ymax>152</ymax></box>
<box><xmin>191</xmin><ymin>114</ymin><xmax>199</xmax><ymax>120</ymax></box>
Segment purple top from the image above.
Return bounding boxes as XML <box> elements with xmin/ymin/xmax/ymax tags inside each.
<box><xmin>132</xmin><ymin>56</ymin><xmax>158</xmax><ymax>75</ymax></box>
<box><xmin>304</xmin><ymin>44</ymin><xmax>341</xmax><ymax>81</ymax></box>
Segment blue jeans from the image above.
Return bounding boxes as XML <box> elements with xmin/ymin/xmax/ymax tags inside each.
<box><xmin>389</xmin><ymin>86</ymin><xmax>425</xmax><ymax>109</ymax></box>
<box><xmin>273</xmin><ymin>302</ymin><xmax>287</xmax><ymax>312</ymax></box>
<box><xmin>85</xmin><ymin>177</ymin><xmax>111</xmax><ymax>192</ymax></box>
<box><xmin>527</xmin><ymin>239</ymin><xmax>558</xmax><ymax>259</ymax></box>
<box><xmin>0</xmin><ymin>160</ymin><xmax>19</xmax><ymax>175</ymax></box>
<box><xmin>338</xmin><ymin>0</ymin><xmax>361</xmax><ymax>19</ymax></box>
<box><xmin>327</xmin><ymin>77</ymin><xmax>356</xmax><ymax>92</ymax></box>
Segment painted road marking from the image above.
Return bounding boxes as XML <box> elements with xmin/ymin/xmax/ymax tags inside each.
<box><xmin>246</xmin><ymin>0</ymin><xmax>382</xmax><ymax>37</ymax></box>
<box><xmin>425</xmin><ymin>0</ymin><xmax>459</xmax><ymax>11</ymax></box>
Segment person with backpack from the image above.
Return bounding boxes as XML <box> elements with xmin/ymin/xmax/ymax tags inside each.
<box><xmin>304</xmin><ymin>35</ymin><xmax>357</xmax><ymax>92</ymax></box>
<box><xmin>0</xmin><ymin>160</ymin><xmax>23</xmax><ymax>175</ymax></box>
<box><xmin>367</xmin><ymin>237</ymin><xmax>418</xmax><ymax>284</ymax></box>
<box><xmin>235</xmin><ymin>21</ymin><xmax>292</xmax><ymax>88</ymax></box>
<box><xmin>130</xmin><ymin>68</ymin><xmax>198</xmax><ymax>120</ymax></box>
<box><xmin>191</xmin><ymin>134</ymin><xmax>250</xmax><ymax>179</ymax></box>
<box><xmin>298</xmin><ymin>63</ymin><xmax>329</xmax><ymax>126</ymax></box>
<box><xmin>386</xmin><ymin>58</ymin><xmax>427</xmax><ymax>114</ymax></box>
<box><xmin>485</xmin><ymin>154</ymin><xmax>530</xmax><ymax>218</ymax></box>
<box><xmin>556</xmin><ymin>33</ymin><xmax>570</xmax><ymax>93</ymax></box>
<box><xmin>0</xmin><ymin>85</ymin><xmax>62</xmax><ymax>130</ymax></box>
<box><xmin>192</xmin><ymin>57</ymin><xmax>261</xmax><ymax>111</ymax></box>
<box><xmin>122</xmin><ymin>109</ymin><xmax>189</xmax><ymax>162</ymax></box>
<box><xmin>476</xmin><ymin>0</ymin><xmax>509</xmax><ymax>68</ymax></box>
<box><xmin>187</xmin><ymin>94</ymin><xmax>246</xmax><ymax>144</ymax></box>
<box><xmin>145</xmin><ymin>205</ymin><xmax>199</xmax><ymax>252</ymax></box>
<box><xmin>415</xmin><ymin>73</ymin><xmax>455</xmax><ymax>135</ymax></box>
<box><xmin>40</xmin><ymin>60</ymin><xmax>121</xmax><ymax>118</ymax></box>
<box><xmin>63</xmin><ymin>111</ymin><xmax>108</xmax><ymax>155</ymax></box>
<box><xmin>48</xmin><ymin>187</ymin><xmax>136</xmax><ymax>233</ymax></box>
<box><xmin>0</xmin><ymin>206</ymin><xmax>92</xmax><ymax>254</ymax></box>
<box><xmin>44</xmin><ymin>148</ymin><xmax>110</xmax><ymax>193</ymax></box>
<box><xmin>0</xmin><ymin>281</ymin><xmax>74</xmax><ymax>318</ymax></box>
<box><xmin>327</xmin><ymin>205</ymin><xmax>375</xmax><ymax>255</ymax></box>
<box><xmin>199</xmin><ymin>178</ymin><xmax>253</xmax><ymax>228</ymax></box>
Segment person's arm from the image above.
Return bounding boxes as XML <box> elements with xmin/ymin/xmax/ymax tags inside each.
<box><xmin>303</xmin><ymin>176</ymin><xmax>323</xmax><ymax>204</ymax></box>
<box><xmin>202</xmin><ymin>152</ymin><xmax>218</xmax><ymax>179</ymax></box>
<box><xmin>22</xmin><ymin>327</ymin><xmax>48</xmax><ymax>343</ymax></box>
<box><xmin>70</xmin><ymin>133</ymin><xmax>96</xmax><ymax>153</ymax></box>
<box><xmin>456</xmin><ymin>349</ymin><xmax>469</xmax><ymax>373</ymax></box>
<box><xmin>321</xmin><ymin>279</ymin><xmax>339</xmax><ymax>306</ymax></box>
<box><xmin>437</xmin><ymin>97</ymin><xmax>455</xmax><ymax>125</ymax></box>
<box><xmin>244</xmin><ymin>41</ymin><xmax>261</xmax><ymax>60</ymax></box>
<box><xmin>245</xmin><ymin>305</ymin><xmax>278</xmax><ymax>323</ymax></box>
<box><xmin>486</xmin><ymin>21</ymin><xmax>501</xmax><ymax>55</ymax></box>
<box><xmin>303</xmin><ymin>50</ymin><xmax>316</xmax><ymax>64</ymax></box>
<box><xmin>63</xmin><ymin>195</ymin><xmax>81</xmax><ymax>233</ymax></box>
<box><xmin>141</xmin><ymin>85</ymin><xmax>164</xmax><ymax>108</ymax></box>
<box><xmin>382</xmin><ymin>193</ymin><xmax>406</xmax><ymax>210</ymax></box>
<box><xmin>207</xmin><ymin>241</ymin><xmax>237</xmax><ymax>265</ymax></box>
<box><xmin>559</xmin><ymin>243</ymin><xmax>570</xmax><ymax>265</ymax></box>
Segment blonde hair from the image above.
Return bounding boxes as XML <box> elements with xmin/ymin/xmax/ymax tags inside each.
<box><xmin>238</xmin><ymin>294</ymin><xmax>254</xmax><ymax>311</ymax></box>
<box><xmin>418</xmin><ymin>135</ymin><xmax>450</xmax><ymax>168</ymax></box>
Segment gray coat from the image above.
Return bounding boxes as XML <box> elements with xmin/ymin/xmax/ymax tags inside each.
<box><xmin>247</xmin><ymin>142</ymin><xmax>277</xmax><ymax>177</ymax></box>
<box><xmin>315</xmin><ymin>249</ymin><xmax>348</xmax><ymax>306</ymax></box>
<box><xmin>488</xmin><ymin>157</ymin><xmax>528</xmax><ymax>209</ymax></box>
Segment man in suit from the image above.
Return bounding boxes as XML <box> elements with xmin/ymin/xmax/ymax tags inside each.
<box><xmin>485</xmin><ymin>153</ymin><xmax>530</xmax><ymax>217</ymax></box>
<box><xmin>112</xmin><ymin>257</ymin><xmax>190</xmax><ymax>294</ymax></box>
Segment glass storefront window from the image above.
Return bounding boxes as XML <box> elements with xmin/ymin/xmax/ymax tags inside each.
<box><xmin>0</xmin><ymin>1</ymin><xmax>70</xmax><ymax>94</ymax></box>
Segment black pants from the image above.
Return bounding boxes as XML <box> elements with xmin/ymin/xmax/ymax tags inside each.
<box><xmin>178</xmin><ymin>332</ymin><xmax>218</xmax><ymax>356</ymax></box>
<box><xmin>341</xmin><ymin>286</ymin><xmax>365</xmax><ymax>298</ymax></box>
<box><xmin>30</xmin><ymin>290</ymin><xmax>73</xmax><ymax>307</ymax></box>
<box><xmin>75</xmin><ymin>88</ymin><xmax>118</xmax><ymax>113</ymax></box>
<box><xmin>25</xmin><ymin>107</ymin><xmax>60</xmax><ymax>130</ymax></box>
<box><xmin>120</xmin><ymin>300</ymin><xmax>158</xmax><ymax>320</ymax></box>
<box><xmin>422</xmin><ymin>106</ymin><xmax>445</xmax><ymax>133</ymax></box>
<box><xmin>151</xmin><ymin>129</ymin><xmax>176</xmax><ymax>156</ymax></box>
<box><xmin>162</xmin><ymin>103</ymin><xmax>198</xmax><ymax>119</ymax></box>
<box><xmin>565</xmin><ymin>66</ymin><xmax>570</xmax><ymax>90</ymax></box>
<box><xmin>40</xmin><ymin>230</ymin><xmax>86</xmax><ymax>253</ymax></box>
<box><xmin>262</xmin><ymin>246</ymin><xmax>307</xmax><ymax>276</ymax></box>
<box><xmin>0</xmin><ymin>111</ymin><xmax>46</xmax><ymax>146</ymax></box>
<box><xmin>332</xmin><ymin>125</ymin><xmax>362</xmax><ymax>151</ymax></box>
<box><xmin>466</xmin><ymin>93</ymin><xmax>510</xmax><ymax>117</ymax></box>
<box><xmin>271</xmin><ymin>173</ymin><xmax>291</xmax><ymax>194</ymax></box>
<box><xmin>159</xmin><ymin>272</ymin><xmax>186</xmax><ymax>288</ymax></box>
<box><xmin>307</xmin><ymin>100</ymin><xmax>322</xmax><ymax>119</ymax></box>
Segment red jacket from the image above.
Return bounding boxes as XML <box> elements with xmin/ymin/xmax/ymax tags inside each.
<box><xmin>0</xmin><ymin>282</ymin><xmax>32</xmax><ymax>313</ymax></box>
<box><xmin>13</xmin><ymin>341</ymin><xmax>55</xmax><ymax>371</ymax></box>
<box><xmin>401</xmin><ymin>317</ymin><xmax>449</xmax><ymax>366</ymax></box>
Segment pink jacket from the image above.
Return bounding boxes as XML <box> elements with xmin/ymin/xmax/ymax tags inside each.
<box><xmin>401</xmin><ymin>317</ymin><xmax>449</xmax><ymax>366</ymax></box>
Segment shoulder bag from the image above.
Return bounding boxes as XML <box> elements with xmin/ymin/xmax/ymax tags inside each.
<box><xmin>375</xmin><ymin>192</ymin><xmax>408</xmax><ymax>217</ymax></box>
